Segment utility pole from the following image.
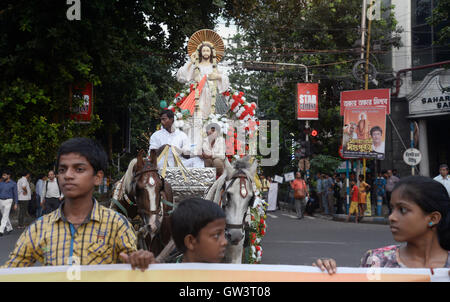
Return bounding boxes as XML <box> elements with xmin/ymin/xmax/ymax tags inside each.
<box><xmin>361</xmin><ymin>0</ymin><xmax>367</xmax><ymax>61</ymax></box>
<box><xmin>363</xmin><ymin>0</ymin><xmax>376</xmax><ymax>182</ymax></box>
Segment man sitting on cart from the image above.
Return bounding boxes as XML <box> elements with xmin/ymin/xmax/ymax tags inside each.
<box><xmin>149</xmin><ymin>109</ymin><xmax>204</xmax><ymax>168</ymax></box>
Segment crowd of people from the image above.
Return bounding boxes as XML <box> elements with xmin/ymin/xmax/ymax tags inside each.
<box><xmin>0</xmin><ymin>169</ymin><xmax>64</xmax><ymax>236</ymax></box>
<box><xmin>261</xmin><ymin>164</ymin><xmax>450</xmax><ymax>224</ymax></box>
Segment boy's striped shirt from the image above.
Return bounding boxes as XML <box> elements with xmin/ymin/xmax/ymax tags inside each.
<box><xmin>3</xmin><ymin>199</ymin><xmax>137</xmax><ymax>267</ymax></box>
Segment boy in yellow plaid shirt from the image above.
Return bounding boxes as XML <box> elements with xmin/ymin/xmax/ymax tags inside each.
<box><xmin>3</xmin><ymin>137</ymin><xmax>154</xmax><ymax>271</ymax></box>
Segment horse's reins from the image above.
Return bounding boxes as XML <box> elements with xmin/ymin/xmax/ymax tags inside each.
<box><xmin>133</xmin><ymin>163</ymin><xmax>175</xmax><ymax>216</ymax></box>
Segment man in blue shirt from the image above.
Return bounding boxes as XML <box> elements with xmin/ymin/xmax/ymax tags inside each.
<box><xmin>0</xmin><ymin>170</ymin><xmax>18</xmax><ymax>236</ymax></box>
<box><xmin>316</xmin><ymin>172</ymin><xmax>323</xmax><ymax>212</ymax></box>
<box><xmin>321</xmin><ymin>174</ymin><xmax>334</xmax><ymax>215</ymax></box>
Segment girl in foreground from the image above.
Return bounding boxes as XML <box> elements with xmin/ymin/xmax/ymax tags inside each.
<box><xmin>314</xmin><ymin>176</ymin><xmax>450</xmax><ymax>273</ymax></box>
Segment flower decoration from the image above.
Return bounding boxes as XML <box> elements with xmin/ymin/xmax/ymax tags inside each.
<box><xmin>245</xmin><ymin>186</ymin><xmax>268</xmax><ymax>264</ymax></box>
<box><xmin>163</xmin><ymin>86</ymin><xmax>260</xmax><ymax>161</ymax></box>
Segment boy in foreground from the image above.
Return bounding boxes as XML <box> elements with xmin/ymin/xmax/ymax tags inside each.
<box><xmin>3</xmin><ymin>137</ymin><xmax>155</xmax><ymax>271</ymax></box>
<box><xmin>170</xmin><ymin>197</ymin><xmax>228</xmax><ymax>263</ymax></box>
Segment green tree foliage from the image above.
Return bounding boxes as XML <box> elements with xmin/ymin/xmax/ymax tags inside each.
<box><xmin>223</xmin><ymin>0</ymin><xmax>401</xmax><ymax>176</ymax></box>
<box><xmin>427</xmin><ymin>0</ymin><xmax>450</xmax><ymax>46</ymax></box>
<box><xmin>0</xmin><ymin>0</ymin><xmax>224</xmax><ymax>177</ymax></box>
<box><xmin>310</xmin><ymin>154</ymin><xmax>342</xmax><ymax>177</ymax></box>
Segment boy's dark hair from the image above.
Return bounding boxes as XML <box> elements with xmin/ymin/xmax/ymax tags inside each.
<box><xmin>56</xmin><ymin>137</ymin><xmax>108</xmax><ymax>174</ymax></box>
<box><xmin>170</xmin><ymin>197</ymin><xmax>226</xmax><ymax>253</ymax></box>
<box><xmin>393</xmin><ymin>176</ymin><xmax>450</xmax><ymax>250</ymax></box>
<box><xmin>160</xmin><ymin>109</ymin><xmax>174</xmax><ymax>120</ymax></box>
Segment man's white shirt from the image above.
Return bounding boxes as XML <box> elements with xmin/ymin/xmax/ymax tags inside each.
<box><xmin>17</xmin><ymin>176</ymin><xmax>31</xmax><ymax>200</ymax></box>
<box><xmin>433</xmin><ymin>175</ymin><xmax>450</xmax><ymax>197</ymax></box>
<box><xmin>372</xmin><ymin>141</ymin><xmax>385</xmax><ymax>154</ymax></box>
<box><xmin>149</xmin><ymin>127</ymin><xmax>201</xmax><ymax>168</ymax></box>
<box><xmin>41</xmin><ymin>179</ymin><xmax>63</xmax><ymax>202</ymax></box>
<box><xmin>202</xmin><ymin>136</ymin><xmax>225</xmax><ymax>160</ymax></box>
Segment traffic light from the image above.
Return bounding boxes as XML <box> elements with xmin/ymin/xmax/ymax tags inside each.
<box><xmin>311</xmin><ymin>129</ymin><xmax>318</xmax><ymax>137</ymax></box>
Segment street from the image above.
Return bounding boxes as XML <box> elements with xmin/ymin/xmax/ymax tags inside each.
<box><xmin>261</xmin><ymin>209</ymin><xmax>396</xmax><ymax>267</ymax></box>
<box><xmin>0</xmin><ymin>209</ymin><xmax>396</xmax><ymax>267</ymax></box>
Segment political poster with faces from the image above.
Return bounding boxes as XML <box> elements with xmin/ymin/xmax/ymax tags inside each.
<box><xmin>342</xmin><ymin>107</ymin><xmax>386</xmax><ymax>160</ymax></box>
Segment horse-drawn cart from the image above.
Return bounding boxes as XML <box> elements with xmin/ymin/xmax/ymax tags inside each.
<box><xmin>161</xmin><ymin>167</ymin><xmax>216</xmax><ymax>203</ymax></box>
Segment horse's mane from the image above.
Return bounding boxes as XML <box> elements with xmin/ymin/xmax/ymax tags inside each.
<box><xmin>206</xmin><ymin>172</ymin><xmax>227</xmax><ymax>204</ymax></box>
<box><xmin>114</xmin><ymin>158</ymin><xmax>137</xmax><ymax>200</ymax></box>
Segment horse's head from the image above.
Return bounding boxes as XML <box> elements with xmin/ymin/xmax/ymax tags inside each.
<box><xmin>127</xmin><ymin>150</ymin><xmax>165</xmax><ymax>234</ymax></box>
<box><xmin>221</xmin><ymin>157</ymin><xmax>258</xmax><ymax>245</ymax></box>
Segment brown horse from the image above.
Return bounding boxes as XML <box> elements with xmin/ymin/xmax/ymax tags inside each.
<box><xmin>110</xmin><ymin>150</ymin><xmax>174</xmax><ymax>260</ymax></box>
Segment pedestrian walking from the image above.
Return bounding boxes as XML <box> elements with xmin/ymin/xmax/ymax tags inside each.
<box><xmin>2</xmin><ymin>137</ymin><xmax>155</xmax><ymax>270</ymax></box>
<box><xmin>291</xmin><ymin>172</ymin><xmax>309</xmax><ymax>219</ymax></box>
<box><xmin>339</xmin><ymin>174</ymin><xmax>347</xmax><ymax>213</ymax></box>
<box><xmin>346</xmin><ymin>180</ymin><xmax>359</xmax><ymax>223</ymax></box>
<box><xmin>321</xmin><ymin>174</ymin><xmax>334</xmax><ymax>215</ymax></box>
<box><xmin>267</xmin><ymin>176</ymin><xmax>278</xmax><ymax>212</ymax></box>
<box><xmin>17</xmin><ymin>171</ymin><xmax>31</xmax><ymax>229</ymax></box>
<box><xmin>27</xmin><ymin>177</ymin><xmax>37</xmax><ymax>217</ymax></box>
<box><xmin>35</xmin><ymin>174</ymin><xmax>47</xmax><ymax>218</ymax></box>
<box><xmin>315</xmin><ymin>172</ymin><xmax>323</xmax><ymax>212</ymax></box>
<box><xmin>327</xmin><ymin>186</ymin><xmax>335</xmax><ymax>215</ymax></box>
<box><xmin>358</xmin><ymin>174</ymin><xmax>370</xmax><ymax>219</ymax></box>
<box><xmin>433</xmin><ymin>164</ymin><xmax>450</xmax><ymax>197</ymax></box>
<box><xmin>334</xmin><ymin>174</ymin><xmax>344</xmax><ymax>214</ymax></box>
<box><xmin>314</xmin><ymin>176</ymin><xmax>450</xmax><ymax>273</ymax></box>
<box><xmin>0</xmin><ymin>170</ymin><xmax>18</xmax><ymax>236</ymax></box>
<box><xmin>41</xmin><ymin>170</ymin><xmax>64</xmax><ymax>214</ymax></box>
<box><xmin>385</xmin><ymin>169</ymin><xmax>399</xmax><ymax>214</ymax></box>
<box><xmin>374</xmin><ymin>171</ymin><xmax>387</xmax><ymax>214</ymax></box>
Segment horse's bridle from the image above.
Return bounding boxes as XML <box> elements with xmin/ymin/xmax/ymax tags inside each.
<box><xmin>220</xmin><ymin>171</ymin><xmax>255</xmax><ymax>232</ymax></box>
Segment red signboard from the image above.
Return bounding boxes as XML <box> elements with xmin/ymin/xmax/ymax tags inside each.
<box><xmin>340</xmin><ymin>88</ymin><xmax>390</xmax><ymax>116</ymax></box>
<box><xmin>296</xmin><ymin>83</ymin><xmax>319</xmax><ymax>120</ymax></box>
<box><xmin>70</xmin><ymin>82</ymin><xmax>93</xmax><ymax>123</ymax></box>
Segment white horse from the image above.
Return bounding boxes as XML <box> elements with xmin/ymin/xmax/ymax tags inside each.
<box><xmin>206</xmin><ymin>156</ymin><xmax>257</xmax><ymax>263</ymax></box>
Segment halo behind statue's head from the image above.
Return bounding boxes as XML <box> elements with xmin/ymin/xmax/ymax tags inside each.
<box><xmin>188</xmin><ymin>29</ymin><xmax>225</xmax><ymax>62</ymax></box>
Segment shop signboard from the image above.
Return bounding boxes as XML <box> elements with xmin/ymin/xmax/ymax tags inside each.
<box><xmin>70</xmin><ymin>82</ymin><xmax>93</xmax><ymax>123</ymax></box>
<box><xmin>296</xmin><ymin>83</ymin><xmax>319</xmax><ymax>120</ymax></box>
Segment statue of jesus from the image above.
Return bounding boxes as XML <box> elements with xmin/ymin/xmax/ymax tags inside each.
<box><xmin>176</xmin><ymin>29</ymin><xmax>230</xmax><ymax>119</ymax></box>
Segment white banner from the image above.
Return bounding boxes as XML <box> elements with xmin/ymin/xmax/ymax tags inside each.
<box><xmin>0</xmin><ymin>263</ymin><xmax>448</xmax><ymax>282</ymax></box>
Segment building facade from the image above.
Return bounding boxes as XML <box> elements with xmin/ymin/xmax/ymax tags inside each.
<box><xmin>381</xmin><ymin>0</ymin><xmax>449</xmax><ymax>177</ymax></box>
